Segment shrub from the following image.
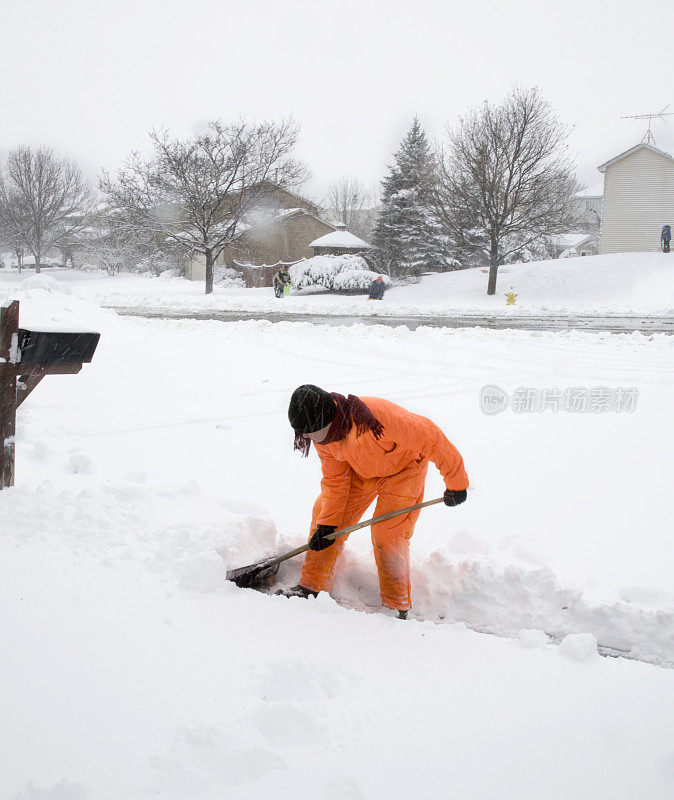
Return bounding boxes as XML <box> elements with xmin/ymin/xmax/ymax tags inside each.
<box><xmin>289</xmin><ymin>254</ymin><xmax>390</xmax><ymax>292</ymax></box>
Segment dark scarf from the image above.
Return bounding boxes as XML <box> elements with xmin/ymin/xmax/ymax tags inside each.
<box><xmin>293</xmin><ymin>393</ymin><xmax>384</xmax><ymax>457</ymax></box>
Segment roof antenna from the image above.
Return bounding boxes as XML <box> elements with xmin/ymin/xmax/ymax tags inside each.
<box><xmin>621</xmin><ymin>105</ymin><xmax>673</xmax><ymax>145</ymax></box>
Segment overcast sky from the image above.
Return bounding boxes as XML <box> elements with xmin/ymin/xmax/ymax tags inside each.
<box><xmin>1</xmin><ymin>0</ymin><xmax>672</xmax><ymax>202</ymax></box>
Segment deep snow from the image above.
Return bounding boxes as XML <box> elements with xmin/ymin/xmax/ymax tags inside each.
<box><xmin>1</xmin><ymin>274</ymin><xmax>673</xmax><ymax>799</ymax></box>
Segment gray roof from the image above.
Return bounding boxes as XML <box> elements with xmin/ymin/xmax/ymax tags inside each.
<box><xmin>597</xmin><ymin>142</ymin><xmax>674</xmax><ymax>173</ymax></box>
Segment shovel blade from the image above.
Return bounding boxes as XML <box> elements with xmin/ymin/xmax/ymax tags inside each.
<box><xmin>226</xmin><ymin>559</ymin><xmax>280</xmax><ymax>589</ymax></box>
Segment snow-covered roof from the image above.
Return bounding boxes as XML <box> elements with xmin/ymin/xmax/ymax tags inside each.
<box><xmin>309</xmin><ymin>225</ymin><xmax>370</xmax><ymax>249</ymax></box>
<box><xmin>550</xmin><ymin>233</ymin><xmax>592</xmax><ymax>249</ymax></box>
<box><xmin>236</xmin><ymin>207</ymin><xmax>333</xmax><ymax>236</ymax></box>
<box><xmin>276</xmin><ymin>207</ymin><xmax>304</xmax><ymax>218</ymax></box>
<box><xmin>597</xmin><ymin>142</ymin><xmax>674</xmax><ymax>173</ymax></box>
<box><xmin>574</xmin><ymin>182</ymin><xmax>604</xmax><ymax>199</ymax></box>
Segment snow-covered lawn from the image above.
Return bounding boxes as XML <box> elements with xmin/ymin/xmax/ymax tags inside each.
<box><xmin>1</xmin><ymin>282</ymin><xmax>673</xmax><ymax>798</ymax></box>
<box><xmin>2</xmin><ymin>250</ymin><xmax>674</xmax><ymax>317</ymax></box>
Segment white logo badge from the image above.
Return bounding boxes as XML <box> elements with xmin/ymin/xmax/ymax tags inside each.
<box><xmin>480</xmin><ymin>385</ymin><xmax>509</xmax><ymax>415</ymax></box>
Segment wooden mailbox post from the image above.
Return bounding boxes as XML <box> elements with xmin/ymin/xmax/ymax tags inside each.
<box><xmin>0</xmin><ymin>300</ymin><xmax>100</xmax><ymax>489</ymax></box>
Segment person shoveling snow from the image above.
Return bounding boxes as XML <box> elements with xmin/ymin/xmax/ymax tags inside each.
<box><xmin>276</xmin><ymin>385</ymin><xmax>469</xmax><ymax>618</ymax></box>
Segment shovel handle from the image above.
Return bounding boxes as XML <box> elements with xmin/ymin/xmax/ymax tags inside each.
<box><xmin>261</xmin><ymin>496</ymin><xmax>445</xmax><ymax>571</ymax></box>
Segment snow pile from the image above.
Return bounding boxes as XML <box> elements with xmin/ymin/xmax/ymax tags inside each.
<box><xmin>16</xmin><ymin>273</ymin><xmax>69</xmax><ymax>293</ymax></box>
<box><xmin>3</xmin><ymin>475</ymin><xmax>671</xmax><ymax>665</ymax></box>
<box><xmin>274</xmin><ymin>535</ymin><xmax>674</xmax><ymax>666</ymax></box>
<box><xmin>289</xmin><ymin>254</ymin><xmax>383</xmax><ymax>291</ymax></box>
<box><xmin>0</xmin><ymin>273</ymin><xmax>120</xmax><ymax>334</ymax></box>
<box><xmin>518</xmin><ymin>628</ymin><xmax>549</xmax><ymax>648</ymax></box>
<box><xmin>559</xmin><ymin>633</ymin><xmax>599</xmax><ymax>661</ymax></box>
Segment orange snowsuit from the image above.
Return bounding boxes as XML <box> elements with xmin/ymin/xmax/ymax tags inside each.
<box><xmin>300</xmin><ymin>397</ymin><xmax>469</xmax><ymax>611</ymax></box>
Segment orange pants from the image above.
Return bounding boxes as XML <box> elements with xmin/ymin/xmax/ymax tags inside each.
<box><xmin>300</xmin><ymin>459</ymin><xmax>428</xmax><ymax>611</ymax></box>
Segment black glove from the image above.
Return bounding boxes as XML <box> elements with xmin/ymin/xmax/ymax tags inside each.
<box><xmin>309</xmin><ymin>524</ymin><xmax>338</xmax><ymax>551</ymax></box>
<box><xmin>443</xmin><ymin>488</ymin><xmax>467</xmax><ymax>507</ymax></box>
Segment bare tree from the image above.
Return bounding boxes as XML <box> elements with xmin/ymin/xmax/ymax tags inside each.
<box><xmin>326</xmin><ymin>176</ymin><xmax>377</xmax><ymax>241</ymax></box>
<box><xmin>101</xmin><ymin>119</ymin><xmax>308</xmax><ymax>294</ymax></box>
<box><xmin>86</xmin><ymin>211</ymin><xmax>185</xmax><ymax>277</ymax></box>
<box><xmin>0</xmin><ymin>224</ymin><xmax>25</xmax><ymax>272</ymax></box>
<box><xmin>80</xmin><ymin>213</ymin><xmax>141</xmax><ymax>275</ymax></box>
<box><xmin>0</xmin><ymin>146</ymin><xmax>93</xmax><ymax>273</ymax></box>
<box><xmin>434</xmin><ymin>87</ymin><xmax>578</xmax><ymax>294</ymax></box>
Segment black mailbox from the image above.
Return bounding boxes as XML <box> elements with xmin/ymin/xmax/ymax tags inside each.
<box><xmin>18</xmin><ymin>329</ymin><xmax>100</xmax><ymax>366</ymax></box>
<box><xmin>2</xmin><ymin>301</ymin><xmax>102</xmax><ymax>490</ymax></box>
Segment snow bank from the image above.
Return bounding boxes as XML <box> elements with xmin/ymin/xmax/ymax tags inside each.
<box><xmin>17</xmin><ymin>479</ymin><xmax>661</xmax><ymax>665</ymax></box>
<box><xmin>275</xmin><ymin>536</ymin><xmax>674</xmax><ymax>667</ymax></box>
<box><xmin>3</xmin><ymin>251</ymin><xmax>668</xmax><ymax>317</ymax></box>
<box><xmin>2</xmin><ymin>476</ymin><xmax>670</xmax><ymax>666</ymax></box>
<box><xmin>0</xmin><ymin>273</ymin><xmax>120</xmax><ymax>333</ymax></box>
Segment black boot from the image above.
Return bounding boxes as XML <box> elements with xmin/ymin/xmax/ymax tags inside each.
<box><xmin>398</xmin><ymin>609</ymin><xmax>409</xmax><ymax>620</ymax></box>
<box><xmin>276</xmin><ymin>584</ymin><xmax>318</xmax><ymax>599</ymax></box>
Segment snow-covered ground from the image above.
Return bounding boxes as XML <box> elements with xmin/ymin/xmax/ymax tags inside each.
<box><xmin>1</xmin><ymin>278</ymin><xmax>673</xmax><ymax>799</ymax></box>
<box><xmin>2</xmin><ymin>250</ymin><xmax>673</xmax><ymax>318</ymax></box>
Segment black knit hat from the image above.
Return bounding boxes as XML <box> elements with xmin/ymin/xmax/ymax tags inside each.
<box><xmin>288</xmin><ymin>384</ymin><xmax>336</xmax><ymax>434</ymax></box>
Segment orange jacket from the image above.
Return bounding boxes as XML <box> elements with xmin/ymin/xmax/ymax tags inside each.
<box><xmin>314</xmin><ymin>396</ymin><xmax>469</xmax><ymax>526</ymax></box>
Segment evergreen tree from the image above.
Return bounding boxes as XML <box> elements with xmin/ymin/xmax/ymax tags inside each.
<box><xmin>371</xmin><ymin>118</ymin><xmax>454</xmax><ymax>278</ymax></box>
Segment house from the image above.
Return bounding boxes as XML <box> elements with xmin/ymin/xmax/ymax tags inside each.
<box><xmin>597</xmin><ymin>143</ymin><xmax>674</xmax><ymax>254</ymax></box>
<box><xmin>187</xmin><ymin>186</ymin><xmax>336</xmax><ymax>282</ymax></box>
<box><xmin>573</xmin><ymin>182</ymin><xmax>603</xmax><ymax>227</ymax></box>
<box><xmin>550</xmin><ymin>233</ymin><xmax>596</xmax><ymax>258</ymax></box>
<box><xmin>309</xmin><ymin>223</ymin><xmax>371</xmax><ymax>256</ymax></box>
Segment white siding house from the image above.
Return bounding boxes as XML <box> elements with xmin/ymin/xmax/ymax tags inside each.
<box><xmin>598</xmin><ymin>143</ymin><xmax>674</xmax><ymax>254</ymax></box>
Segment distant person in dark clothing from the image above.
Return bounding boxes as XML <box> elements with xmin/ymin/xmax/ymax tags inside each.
<box><xmin>273</xmin><ymin>266</ymin><xmax>291</xmax><ymax>298</ymax></box>
<box><xmin>662</xmin><ymin>225</ymin><xmax>671</xmax><ymax>253</ymax></box>
<box><xmin>368</xmin><ymin>275</ymin><xmax>386</xmax><ymax>300</ymax></box>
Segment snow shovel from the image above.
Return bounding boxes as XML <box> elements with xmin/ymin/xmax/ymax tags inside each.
<box><xmin>226</xmin><ymin>496</ymin><xmax>445</xmax><ymax>589</ymax></box>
